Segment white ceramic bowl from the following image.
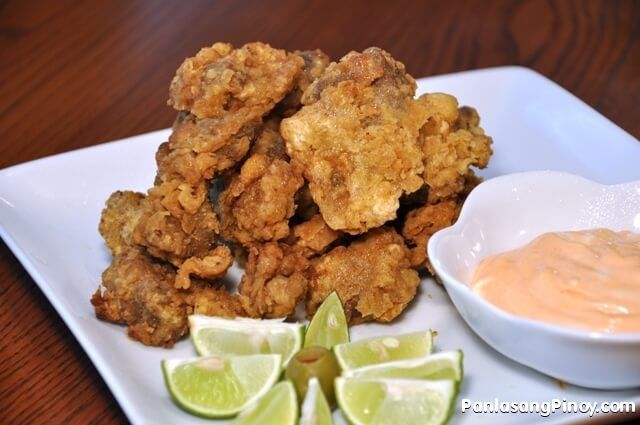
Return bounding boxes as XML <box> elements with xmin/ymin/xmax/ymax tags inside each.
<box><xmin>427</xmin><ymin>171</ymin><xmax>640</xmax><ymax>390</ymax></box>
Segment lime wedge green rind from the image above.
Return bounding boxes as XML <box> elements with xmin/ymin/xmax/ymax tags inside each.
<box><xmin>300</xmin><ymin>377</ymin><xmax>334</xmax><ymax>425</ymax></box>
<box><xmin>162</xmin><ymin>354</ymin><xmax>282</xmax><ymax>418</ymax></box>
<box><xmin>333</xmin><ymin>330</ymin><xmax>433</xmax><ymax>371</ymax></box>
<box><xmin>343</xmin><ymin>350</ymin><xmax>463</xmax><ymax>382</ymax></box>
<box><xmin>305</xmin><ymin>291</ymin><xmax>349</xmax><ymax>350</ymax></box>
<box><xmin>231</xmin><ymin>381</ymin><xmax>298</xmax><ymax>425</ymax></box>
<box><xmin>189</xmin><ymin>315</ymin><xmax>305</xmax><ymax>367</ymax></box>
<box><xmin>335</xmin><ymin>377</ymin><xmax>457</xmax><ymax>425</ymax></box>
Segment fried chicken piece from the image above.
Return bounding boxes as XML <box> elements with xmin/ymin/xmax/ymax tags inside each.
<box><xmin>402</xmin><ymin>199</ymin><xmax>460</xmax><ymax>271</ymax></box>
<box><xmin>158</xmin><ymin>113</ymin><xmax>257</xmax><ymax>184</ymax></box>
<box><xmin>287</xmin><ymin>214</ymin><xmax>340</xmax><ymax>257</ymax></box>
<box><xmin>307</xmin><ymin>227</ymin><xmax>420</xmax><ymax>323</ymax></box>
<box><xmin>99</xmin><ymin>191</ymin><xmax>145</xmax><ymax>255</ymax></box>
<box><xmin>174</xmin><ymin>245</ymin><xmax>234</xmax><ymax>289</ymax></box>
<box><xmin>170</xmin><ymin>42</ymin><xmax>304</xmax><ymax>120</ymax></box>
<box><xmin>134</xmin><ymin>189</ymin><xmax>221</xmax><ymax>264</ymax></box>
<box><xmin>219</xmin><ymin>127</ymin><xmax>304</xmax><ymax>245</ymax></box>
<box><xmin>98</xmin><ymin>188</ymin><xmax>230</xmax><ymax>289</ymax></box>
<box><xmin>91</xmin><ymin>248</ymin><xmax>243</xmax><ymax>347</ymax></box>
<box><xmin>247</xmin><ymin>118</ymin><xmax>289</xmax><ymax>159</ymax></box>
<box><xmin>135</xmin><ymin>43</ymin><xmax>303</xmax><ymax>266</ymax></box>
<box><xmin>238</xmin><ymin>242</ymin><xmax>309</xmax><ymax>318</ymax></box>
<box><xmin>277</xmin><ymin>49</ymin><xmax>331</xmax><ymax>117</ymax></box>
<box><xmin>418</xmin><ymin>93</ymin><xmax>492</xmax><ymax>202</ymax></box>
<box><xmin>281</xmin><ymin>48</ymin><xmax>428</xmax><ymax>234</ymax></box>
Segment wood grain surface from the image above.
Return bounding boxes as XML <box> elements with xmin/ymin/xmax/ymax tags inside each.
<box><xmin>0</xmin><ymin>0</ymin><xmax>638</xmax><ymax>423</ymax></box>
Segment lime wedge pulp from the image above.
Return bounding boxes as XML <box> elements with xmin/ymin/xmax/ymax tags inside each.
<box><xmin>333</xmin><ymin>330</ymin><xmax>433</xmax><ymax>371</ymax></box>
<box><xmin>343</xmin><ymin>350</ymin><xmax>463</xmax><ymax>382</ymax></box>
<box><xmin>162</xmin><ymin>354</ymin><xmax>281</xmax><ymax>418</ymax></box>
<box><xmin>231</xmin><ymin>381</ymin><xmax>298</xmax><ymax>425</ymax></box>
<box><xmin>189</xmin><ymin>315</ymin><xmax>305</xmax><ymax>367</ymax></box>
<box><xmin>305</xmin><ymin>292</ymin><xmax>349</xmax><ymax>349</ymax></box>
<box><xmin>335</xmin><ymin>378</ymin><xmax>457</xmax><ymax>425</ymax></box>
<box><xmin>300</xmin><ymin>377</ymin><xmax>334</xmax><ymax>425</ymax></box>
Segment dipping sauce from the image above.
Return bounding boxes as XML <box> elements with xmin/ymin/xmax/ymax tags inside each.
<box><xmin>471</xmin><ymin>228</ymin><xmax>640</xmax><ymax>333</ymax></box>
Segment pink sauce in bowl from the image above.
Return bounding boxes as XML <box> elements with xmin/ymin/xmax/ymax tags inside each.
<box><xmin>471</xmin><ymin>228</ymin><xmax>640</xmax><ymax>333</ymax></box>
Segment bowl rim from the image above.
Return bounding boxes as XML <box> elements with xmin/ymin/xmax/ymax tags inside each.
<box><xmin>427</xmin><ymin>170</ymin><xmax>640</xmax><ymax>343</ymax></box>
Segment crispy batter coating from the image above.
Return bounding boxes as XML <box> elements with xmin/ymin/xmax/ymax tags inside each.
<box><xmin>287</xmin><ymin>214</ymin><xmax>340</xmax><ymax>257</ymax></box>
<box><xmin>91</xmin><ymin>248</ymin><xmax>242</xmax><ymax>347</ymax></box>
<box><xmin>94</xmin><ymin>43</ymin><xmax>306</xmax><ymax>346</ymax></box>
<box><xmin>94</xmin><ymin>43</ymin><xmax>496</xmax><ymax>348</ymax></box>
<box><xmin>232</xmin><ymin>211</ymin><xmax>339</xmax><ymax>319</ymax></box>
<box><xmin>135</xmin><ymin>42</ymin><xmax>303</xmax><ymax>265</ymax></box>
<box><xmin>174</xmin><ymin>245</ymin><xmax>234</xmax><ymax>289</ymax></box>
<box><xmin>170</xmin><ymin>42</ymin><xmax>304</xmax><ymax>120</ymax></box>
<box><xmin>238</xmin><ymin>242</ymin><xmax>309</xmax><ymax>318</ymax></box>
<box><xmin>99</xmin><ymin>191</ymin><xmax>145</xmax><ymax>256</ymax></box>
<box><xmin>281</xmin><ymin>47</ymin><xmax>428</xmax><ymax>234</ymax></box>
<box><xmin>402</xmin><ymin>199</ymin><xmax>460</xmax><ymax>271</ymax></box>
<box><xmin>159</xmin><ymin>113</ymin><xmax>257</xmax><ymax>184</ymax></box>
<box><xmin>418</xmin><ymin>93</ymin><xmax>492</xmax><ymax>202</ymax></box>
<box><xmin>307</xmin><ymin>228</ymin><xmax>420</xmax><ymax>323</ymax></box>
<box><xmin>277</xmin><ymin>49</ymin><xmax>330</xmax><ymax>117</ymax></box>
<box><xmin>219</xmin><ymin>127</ymin><xmax>304</xmax><ymax>245</ymax></box>
<box><xmin>134</xmin><ymin>189</ymin><xmax>221</xmax><ymax>264</ymax></box>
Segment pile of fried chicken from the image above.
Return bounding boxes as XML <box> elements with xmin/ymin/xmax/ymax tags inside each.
<box><xmin>91</xmin><ymin>42</ymin><xmax>492</xmax><ymax>347</ymax></box>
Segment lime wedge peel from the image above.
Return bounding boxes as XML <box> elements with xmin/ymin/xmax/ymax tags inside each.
<box><xmin>300</xmin><ymin>377</ymin><xmax>334</xmax><ymax>425</ymax></box>
<box><xmin>162</xmin><ymin>354</ymin><xmax>282</xmax><ymax>418</ymax></box>
<box><xmin>335</xmin><ymin>377</ymin><xmax>457</xmax><ymax>425</ymax></box>
<box><xmin>305</xmin><ymin>291</ymin><xmax>349</xmax><ymax>350</ymax></box>
<box><xmin>343</xmin><ymin>350</ymin><xmax>463</xmax><ymax>382</ymax></box>
<box><xmin>333</xmin><ymin>330</ymin><xmax>433</xmax><ymax>371</ymax></box>
<box><xmin>231</xmin><ymin>381</ymin><xmax>298</xmax><ymax>425</ymax></box>
<box><xmin>189</xmin><ymin>315</ymin><xmax>305</xmax><ymax>367</ymax></box>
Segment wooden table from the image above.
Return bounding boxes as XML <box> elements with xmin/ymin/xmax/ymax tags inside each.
<box><xmin>1</xmin><ymin>0</ymin><xmax>638</xmax><ymax>423</ymax></box>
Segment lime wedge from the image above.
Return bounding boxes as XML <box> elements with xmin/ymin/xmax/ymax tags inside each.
<box><xmin>300</xmin><ymin>377</ymin><xmax>333</xmax><ymax>425</ymax></box>
<box><xmin>231</xmin><ymin>381</ymin><xmax>298</xmax><ymax>425</ymax></box>
<box><xmin>335</xmin><ymin>378</ymin><xmax>457</xmax><ymax>425</ymax></box>
<box><xmin>333</xmin><ymin>331</ymin><xmax>433</xmax><ymax>370</ymax></box>
<box><xmin>305</xmin><ymin>292</ymin><xmax>349</xmax><ymax>349</ymax></box>
<box><xmin>162</xmin><ymin>354</ymin><xmax>281</xmax><ymax>418</ymax></box>
<box><xmin>343</xmin><ymin>350</ymin><xmax>463</xmax><ymax>382</ymax></box>
<box><xmin>189</xmin><ymin>315</ymin><xmax>305</xmax><ymax>366</ymax></box>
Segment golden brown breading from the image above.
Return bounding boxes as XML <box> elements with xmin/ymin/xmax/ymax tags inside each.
<box><xmin>159</xmin><ymin>113</ymin><xmax>257</xmax><ymax>184</ymax></box>
<box><xmin>306</xmin><ymin>227</ymin><xmax>420</xmax><ymax>323</ymax></box>
<box><xmin>94</xmin><ymin>43</ymin><xmax>306</xmax><ymax>347</ymax></box>
<box><xmin>402</xmin><ymin>199</ymin><xmax>460</xmax><ymax>271</ymax></box>
<box><xmin>281</xmin><ymin>48</ymin><xmax>428</xmax><ymax>234</ymax></box>
<box><xmin>219</xmin><ymin>127</ymin><xmax>304</xmax><ymax>246</ymax></box>
<box><xmin>277</xmin><ymin>49</ymin><xmax>331</xmax><ymax>117</ymax></box>
<box><xmin>418</xmin><ymin>93</ymin><xmax>492</xmax><ymax>202</ymax></box>
<box><xmin>91</xmin><ymin>248</ymin><xmax>243</xmax><ymax>347</ymax></box>
<box><xmin>134</xmin><ymin>191</ymin><xmax>220</xmax><ymax>264</ymax></box>
<box><xmin>191</xmin><ymin>284</ymin><xmax>245</xmax><ymax>319</ymax></box>
<box><xmin>99</xmin><ymin>191</ymin><xmax>145</xmax><ymax>256</ymax></box>
<box><xmin>238</xmin><ymin>242</ymin><xmax>309</xmax><ymax>318</ymax></box>
<box><xmin>135</xmin><ymin>42</ymin><xmax>304</xmax><ymax>267</ymax></box>
<box><xmin>287</xmin><ymin>214</ymin><xmax>340</xmax><ymax>257</ymax></box>
<box><xmin>93</xmin><ymin>42</ymin><xmax>496</xmax><ymax>349</ymax></box>
<box><xmin>174</xmin><ymin>245</ymin><xmax>234</xmax><ymax>289</ymax></box>
<box><xmin>170</xmin><ymin>42</ymin><xmax>304</xmax><ymax>120</ymax></box>
<box><xmin>247</xmin><ymin>119</ymin><xmax>289</xmax><ymax>159</ymax></box>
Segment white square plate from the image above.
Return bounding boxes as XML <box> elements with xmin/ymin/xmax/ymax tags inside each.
<box><xmin>1</xmin><ymin>67</ymin><xmax>639</xmax><ymax>425</ymax></box>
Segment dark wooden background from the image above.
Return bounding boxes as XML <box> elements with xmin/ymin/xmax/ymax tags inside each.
<box><xmin>1</xmin><ymin>0</ymin><xmax>638</xmax><ymax>423</ymax></box>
